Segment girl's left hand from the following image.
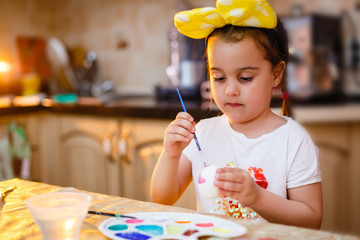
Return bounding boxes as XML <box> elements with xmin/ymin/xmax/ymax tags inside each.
<box><xmin>214</xmin><ymin>167</ymin><xmax>261</xmax><ymax>207</ymax></box>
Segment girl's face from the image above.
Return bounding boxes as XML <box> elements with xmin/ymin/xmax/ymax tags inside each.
<box><xmin>207</xmin><ymin>36</ymin><xmax>283</xmax><ymax>127</ymax></box>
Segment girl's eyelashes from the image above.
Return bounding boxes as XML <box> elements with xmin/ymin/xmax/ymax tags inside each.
<box><xmin>210</xmin><ymin>73</ymin><xmax>225</xmax><ymax>81</ymax></box>
<box><xmin>213</xmin><ymin>77</ymin><xmax>225</xmax><ymax>81</ymax></box>
<box><xmin>212</xmin><ymin>76</ymin><xmax>253</xmax><ymax>82</ymax></box>
<box><xmin>240</xmin><ymin>77</ymin><xmax>253</xmax><ymax>82</ymax></box>
<box><xmin>210</xmin><ymin>71</ymin><xmax>254</xmax><ymax>82</ymax></box>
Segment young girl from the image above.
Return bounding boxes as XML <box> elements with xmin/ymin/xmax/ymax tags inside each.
<box><xmin>150</xmin><ymin>0</ymin><xmax>322</xmax><ymax>229</ymax></box>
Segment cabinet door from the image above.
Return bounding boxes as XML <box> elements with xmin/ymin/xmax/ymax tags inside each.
<box><xmin>61</xmin><ymin>133</ymin><xmax>106</xmax><ymax>193</ymax></box>
<box><xmin>349</xmin><ymin>123</ymin><xmax>360</xmax><ymax>236</ymax></box>
<box><xmin>121</xmin><ymin>118</ymin><xmax>197</xmax><ymax>210</ymax></box>
<box><xmin>305</xmin><ymin>124</ymin><xmax>350</xmax><ymax>233</ymax></box>
<box><xmin>57</xmin><ymin>115</ymin><xmax>121</xmax><ymax>195</ymax></box>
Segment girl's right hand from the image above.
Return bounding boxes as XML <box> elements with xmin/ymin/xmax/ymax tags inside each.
<box><xmin>163</xmin><ymin>112</ymin><xmax>195</xmax><ymax>158</ymax></box>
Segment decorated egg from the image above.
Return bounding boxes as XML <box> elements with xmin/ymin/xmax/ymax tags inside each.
<box><xmin>197</xmin><ymin>164</ymin><xmax>219</xmax><ymax>199</ymax></box>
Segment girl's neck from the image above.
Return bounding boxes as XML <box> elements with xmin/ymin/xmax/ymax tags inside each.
<box><xmin>228</xmin><ymin>109</ymin><xmax>286</xmax><ymax>139</ymax></box>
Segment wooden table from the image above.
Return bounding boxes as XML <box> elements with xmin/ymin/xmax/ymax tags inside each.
<box><xmin>0</xmin><ymin>178</ymin><xmax>358</xmax><ymax>240</ymax></box>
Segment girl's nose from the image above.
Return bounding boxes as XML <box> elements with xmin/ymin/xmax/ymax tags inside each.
<box><xmin>225</xmin><ymin>80</ymin><xmax>240</xmax><ymax>96</ymax></box>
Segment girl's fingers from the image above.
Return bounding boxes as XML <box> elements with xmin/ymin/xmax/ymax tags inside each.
<box><xmin>214</xmin><ymin>178</ymin><xmax>243</xmax><ymax>192</ymax></box>
<box><xmin>218</xmin><ymin>189</ymin><xmax>237</xmax><ymax>198</ymax></box>
<box><xmin>168</xmin><ymin>120</ymin><xmax>194</xmax><ymax>136</ymax></box>
<box><xmin>214</xmin><ymin>168</ymin><xmax>251</xmax><ymax>193</ymax></box>
<box><xmin>215</xmin><ymin>168</ymin><xmax>245</xmax><ymax>183</ymax></box>
<box><xmin>167</xmin><ymin>132</ymin><xmax>192</xmax><ymax>143</ymax></box>
<box><xmin>174</xmin><ymin>118</ymin><xmax>195</xmax><ymax>133</ymax></box>
<box><xmin>176</xmin><ymin>112</ymin><xmax>194</xmax><ymax>123</ymax></box>
<box><xmin>167</xmin><ymin>115</ymin><xmax>195</xmax><ymax>137</ymax></box>
<box><xmin>162</xmin><ymin>112</ymin><xmax>196</xmax><ymax>155</ymax></box>
<box><xmin>167</xmin><ymin>125</ymin><xmax>194</xmax><ymax>141</ymax></box>
<box><xmin>216</xmin><ymin>167</ymin><xmax>243</xmax><ymax>173</ymax></box>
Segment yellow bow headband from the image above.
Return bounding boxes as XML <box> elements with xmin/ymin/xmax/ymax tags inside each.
<box><xmin>174</xmin><ymin>0</ymin><xmax>277</xmax><ymax>39</ymax></box>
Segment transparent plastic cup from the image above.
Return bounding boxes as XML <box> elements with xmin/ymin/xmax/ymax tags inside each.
<box><xmin>26</xmin><ymin>192</ymin><xmax>93</xmax><ymax>240</ymax></box>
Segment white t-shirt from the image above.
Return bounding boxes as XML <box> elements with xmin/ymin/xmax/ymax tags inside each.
<box><xmin>183</xmin><ymin>114</ymin><xmax>321</xmax><ymax>218</ymax></box>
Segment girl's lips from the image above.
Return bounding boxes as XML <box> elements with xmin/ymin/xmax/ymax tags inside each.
<box><xmin>226</xmin><ymin>102</ymin><xmax>243</xmax><ymax>107</ymax></box>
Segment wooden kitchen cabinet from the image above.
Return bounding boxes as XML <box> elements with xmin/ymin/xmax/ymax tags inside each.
<box><xmin>32</xmin><ymin>110</ymin><xmax>360</xmax><ymax>235</ymax></box>
<box><xmin>120</xmin><ymin>118</ymin><xmax>197</xmax><ymax>210</ymax></box>
<box><xmin>40</xmin><ymin>114</ymin><xmax>122</xmax><ymax>196</ymax></box>
<box><xmin>304</xmin><ymin>123</ymin><xmax>360</xmax><ymax>235</ymax></box>
<box><xmin>39</xmin><ymin>115</ymin><xmax>197</xmax><ymax>209</ymax></box>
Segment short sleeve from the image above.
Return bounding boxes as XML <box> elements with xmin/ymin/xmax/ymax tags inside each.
<box><xmin>286</xmin><ymin>133</ymin><xmax>322</xmax><ymax>189</ymax></box>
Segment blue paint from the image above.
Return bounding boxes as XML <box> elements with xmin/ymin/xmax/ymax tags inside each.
<box><xmin>115</xmin><ymin>232</ymin><xmax>151</xmax><ymax>240</ymax></box>
<box><xmin>135</xmin><ymin>225</ymin><xmax>164</xmax><ymax>236</ymax></box>
<box><xmin>108</xmin><ymin>224</ymin><xmax>128</xmax><ymax>231</ymax></box>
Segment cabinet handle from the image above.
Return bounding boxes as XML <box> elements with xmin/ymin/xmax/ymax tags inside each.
<box><xmin>119</xmin><ymin>129</ymin><xmax>131</xmax><ymax>164</ymax></box>
<box><xmin>104</xmin><ymin>129</ymin><xmax>132</xmax><ymax>163</ymax></box>
<box><xmin>118</xmin><ymin>138</ymin><xmax>127</xmax><ymax>158</ymax></box>
<box><xmin>103</xmin><ymin>131</ymin><xmax>117</xmax><ymax>162</ymax></box>
<box><xmin>103</xmin><ymin>138</ymin><xmax>111</xmax><ymax>156</ymax></box>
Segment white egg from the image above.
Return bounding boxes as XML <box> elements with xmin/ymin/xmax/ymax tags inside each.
<box><xmin>197</xmin><ymin>164</ymin><xmax>219</xmax><ymax>199</ymax></box>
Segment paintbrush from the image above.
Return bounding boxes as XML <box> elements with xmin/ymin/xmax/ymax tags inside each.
<box><xmin>176</xmin><ymin>88</ymin><xmax>207</xmax><ymax>167</ymax></box>
<box><xmin>88</xmin><ymin>210</ymin><xmax>136</xmax><ymax>219</ymax></box>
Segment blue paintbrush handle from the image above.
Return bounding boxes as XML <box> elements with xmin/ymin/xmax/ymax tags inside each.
<box><xmin>176</xmin><ymin>88</ymin><xmax>188</xmax><ymax>113</ymax></box>
<box><xmin>176</xmin><ymin>88</ymin><xmax>207</xmax><ymax>166</ymax></box>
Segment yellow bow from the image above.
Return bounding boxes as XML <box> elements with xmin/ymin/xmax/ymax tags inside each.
<box><xmin>174</xmin><ymin>0</ymin><xmax>277</xmax><ymax>39</ymax></box>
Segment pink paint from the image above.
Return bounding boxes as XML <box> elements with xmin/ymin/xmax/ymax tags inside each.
<box><xmin>126</xmin><ymin>219</ymin><xmax>144</xmax><ymax>224</ymax></box>
<box><xmin>198</xmin><ymin>175</ymin><xmax>206</xmax><ymax>184</ymax></box>
<box><xmin>195</xmin><ymin>222</ymin><xmax>214</xmax><ymax>227</ymax></box>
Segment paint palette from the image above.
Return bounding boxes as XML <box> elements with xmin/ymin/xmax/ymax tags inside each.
<box><xmin>98</xmin><ymin>211</ymin><xmax>247</xmax><ymax>240</ymax></box>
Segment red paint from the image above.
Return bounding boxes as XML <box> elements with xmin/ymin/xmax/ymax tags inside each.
<box><xmin>195</xmin><ymin>222</ymin><xmax>214</xmax><ymax>227</ymax></box>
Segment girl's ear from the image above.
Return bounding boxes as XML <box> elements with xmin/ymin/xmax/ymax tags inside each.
<box><xmin>272</xmin><ymin>61</ymin><xmax>286</xmax><ymax>87</ymax></box>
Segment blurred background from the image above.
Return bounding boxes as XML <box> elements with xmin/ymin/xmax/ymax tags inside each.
<box><xmin>0</xmin><ymin>0</ymin><xmax>360</xmax><ymax>237</ymax></box>
<box><xmin>0</xmin><ymin>0</ymin><xmax>358</xmax><ymax>102</ymax></box>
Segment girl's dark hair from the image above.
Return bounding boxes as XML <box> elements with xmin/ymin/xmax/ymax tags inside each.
<box><xmin>205</xmin><ymin>18</ymin><xmax>293</xmax><ymax>117</ymax></box>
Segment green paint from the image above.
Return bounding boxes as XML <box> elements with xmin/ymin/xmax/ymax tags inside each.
<box><xmin>108</xmin><ymin>224</ymin><xmax>128</xmax><ymax>231</ymax></box>
<box><xmin>167</xmin><ymin>225</ymin><xmax>184</xmax><ymax>234</ymax></box>
<box><xmin>212</xmin><ymin>227</ymin><xmax>231</xmax><ymax>233</ymax></box>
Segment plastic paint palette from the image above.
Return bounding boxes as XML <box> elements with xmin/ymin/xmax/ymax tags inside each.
<box><xmin>99</xmin><ymin>211</ymin><xmax>247</xmax><ymax>240</ymax></box>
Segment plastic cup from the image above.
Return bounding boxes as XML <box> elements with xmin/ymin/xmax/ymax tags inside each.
<box><xmin>26</xmin><ymin>192</ymin><xmax>92</xmax><ymax>240</ymax></box>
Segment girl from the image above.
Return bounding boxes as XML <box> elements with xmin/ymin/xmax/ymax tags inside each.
<box><xmin>150</xmin><ymin>0</ymin><xmax>322</xmax><ymax>229</ymax></box>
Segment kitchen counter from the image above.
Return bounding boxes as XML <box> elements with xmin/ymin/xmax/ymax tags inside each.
<box><xmin>0</xmin><ymin>96</ymin><xmax>220</xmax><ymax>121</ymax></box>
<box><xmin>1</xmin><ymin>96</ymin><xmax>360</xmax><ymax>122</ymax></box>
<box><xmin>0</xmin><ymin>178</ymin><xmax>358</xmax><ymax>240</ymax></box>
<box><xmin>274</xmin><ymin>104</ymin><xmax>360</xmax><ymax>123</ymax></box>
<box><xmin>48</xmin><ymin>97</ymin><xmax>220</xmax><ymax>120</ymax></box>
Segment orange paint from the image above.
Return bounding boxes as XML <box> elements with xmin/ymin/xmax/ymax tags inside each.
<box><xmin>175</xmin><ymin>220</ymin><xmax>191</xmax><ymax>224</ymax></box>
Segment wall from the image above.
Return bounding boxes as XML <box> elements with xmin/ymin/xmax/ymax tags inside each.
<box><xmin>0</xmin><ymin>0</ymin><xmax>359</xmax><ymax>95</ymax></box>
<box><xmin>0</xmin><ymin>0</ymin><xmax>177</xmax><ymax>95</ymax></box>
